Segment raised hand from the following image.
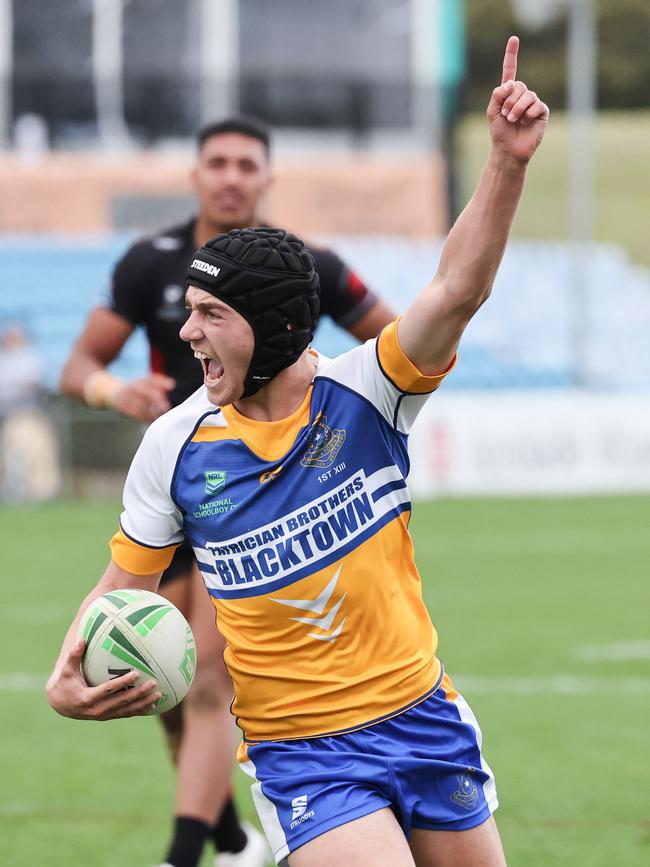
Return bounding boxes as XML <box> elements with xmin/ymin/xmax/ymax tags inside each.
<box><xmin>487</xmin><ymin>36</ymin><xmax>549</xmax><ymax>165</ymax></box>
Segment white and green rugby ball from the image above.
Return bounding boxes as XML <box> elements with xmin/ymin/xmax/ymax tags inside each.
<box><xmin>77</xmin><ymin>589</ymin><xmax>196</xmax><ymax>714</ymax></box>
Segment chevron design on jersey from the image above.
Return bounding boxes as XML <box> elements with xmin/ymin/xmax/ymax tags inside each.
<box><xmin>270</xmin><ymin>565</ymin><xmax>346</xmax><ymax>642</ymax></box>
<box><xmin>270</xmin><ymin>566</ymin><xmax>341</xmax><ymax>614</ymax></box>
<box><xmin>308</xmin><ymin>617</ymin><xmax>346</xmax><ymax>643</ymax></box>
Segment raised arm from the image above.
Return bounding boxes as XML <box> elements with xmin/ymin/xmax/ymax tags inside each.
<box><xmin>398</xmin><ymin>36</ymin><xmax>549</xmax><ymax>374</ymax></box>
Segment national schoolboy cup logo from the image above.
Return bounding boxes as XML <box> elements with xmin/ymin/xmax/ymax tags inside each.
<box><xmin>300</xmin><ymin>416</ymin><xmax>346</xmax><ymax>469</ymax></box>
<box><xmin>204</xmin><ymin>470</ymin><xmax>227</xmax><ymax>496</ymax></box>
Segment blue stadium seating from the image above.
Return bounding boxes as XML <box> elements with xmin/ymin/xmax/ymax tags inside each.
<box><xmin>1</xmin><ymin>234</ymin><xmax>649</xmax><ymax>392</ymax></box>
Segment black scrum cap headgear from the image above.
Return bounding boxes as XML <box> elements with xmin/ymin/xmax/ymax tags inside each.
<box><xmin>186</xmin><ymin>227</ymin><xmax>320</xmax><ymax>398</ymax></box>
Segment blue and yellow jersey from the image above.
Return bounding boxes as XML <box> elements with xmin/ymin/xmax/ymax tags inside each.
<box><xmin>111</xmin><ymin>320</ymin><xmax>455</xmax><ymax>744</ymax></box>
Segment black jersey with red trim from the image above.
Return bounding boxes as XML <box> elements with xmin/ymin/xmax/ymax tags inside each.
<box><xmin>106</xmin><ymin>218</ymin><xmax>378</xmax><ymax>407</ymax></box>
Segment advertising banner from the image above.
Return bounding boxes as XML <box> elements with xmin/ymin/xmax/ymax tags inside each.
<box><xmin>408</xmin><ymin>392</ymin><xmax>650</xmax><ymax>496</ymax></box>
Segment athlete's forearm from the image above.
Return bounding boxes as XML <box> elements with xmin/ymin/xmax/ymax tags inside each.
<box><xmin>46</xmin><ymin>560</ymin><xmax>162</xmax><ymax>719</ymax></box>
<box><xmin>397</xmin><ymin>150</ymin><xmax>527</xmax><ymax>375</ymax></box>
<box><xmin>60</xmin><ymin>349</ymin><xmax>124</xmax><ymax>407</ymax></box>
<box><xmin>48</xmin><ymin>572</ymin><xmax>112</xmax><ymax>684</ymax></box>
<box><xmin>436</xmin><ymin>149</ymin><xmax>527</xmax><ymax>312</ymax></box>
<box><xmin>48</xmin><ymin>561</ymin><xmax>160</xmax><ymax>683</ymax></box>
<box><xmin>60</xmin><ymin>308</ymin><xmax>135</xmax><ymax>406</ymax></box>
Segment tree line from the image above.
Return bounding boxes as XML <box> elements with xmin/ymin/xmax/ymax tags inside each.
<box><xmin>465</xmin><ymin>0</ymin><xmax>650</xmax><ymax>111</ymax></box>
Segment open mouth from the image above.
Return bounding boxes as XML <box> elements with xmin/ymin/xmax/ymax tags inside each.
<box><xmin>194</xmin><ymin>350</ymin><xmax>224</xmax><ymax>386</ymax></box>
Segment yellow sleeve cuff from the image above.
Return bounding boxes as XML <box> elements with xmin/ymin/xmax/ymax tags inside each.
<box><xmin>109</xmin><ymin>528</ymin><xmax>180</xmax><ymax>576</ymax></box>
<box><xmin>377</xmin><ymin>318</ymin><xmax>456</xmax><ymax>394</ymax></box>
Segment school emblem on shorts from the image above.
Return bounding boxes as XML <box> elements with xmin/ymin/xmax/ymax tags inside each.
<box><xmin>300</xmin><ymin>416</ymin><xmax>346</xmax><ymax>469</ymax></box>
<box><xmin>204</xmin><ymin>470</ymin><xmax>227</xmax><ymax>496</ymax></box>
<box><xmin>451</xmin><ymin>773</ymin><xmax>479</xmax><ymax>810</ymax></box>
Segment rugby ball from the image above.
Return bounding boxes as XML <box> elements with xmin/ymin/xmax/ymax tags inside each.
<box><xmin>77</xmin><ymin>588</ymin><xmax>196</xmax><ymax>714</ymax></box>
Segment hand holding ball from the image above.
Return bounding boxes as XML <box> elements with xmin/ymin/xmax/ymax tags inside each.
<box><xmin>77</xmin><ymin>589</ymin><xmax>196</xmax><ymax>714</ymax></box>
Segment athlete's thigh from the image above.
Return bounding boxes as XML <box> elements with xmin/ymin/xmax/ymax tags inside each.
<box><xmin>288</xmin><ymin>808</ymin><xmax>415</xmax><ymax>867</ymax></box>
<box><xmin>410</xmin><ymin>816</ymin><xmax>506</xmax><ymax>867</ymax></box>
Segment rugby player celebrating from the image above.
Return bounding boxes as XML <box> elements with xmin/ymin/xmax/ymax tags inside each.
<box><xmin>60</xmin><ymin>115</ymin><xmax>394</xmax><ymax>867</ymax></box>
<box><xmin>49</xmin><ymin>38</ymin><xmax>548</xmax><ymax>867</ymax></box>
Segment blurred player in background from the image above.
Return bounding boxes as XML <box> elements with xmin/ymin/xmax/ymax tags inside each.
<box><xmin>50</xmin><ymin>36</ymin><xmax>547</xmax><ymax>867</ymax></box>
<box><xmin>60</xmin><ymin>115</ymin><xmax>395</xmax><ymax>867</ymax></box>
<box><xmin>0</xmin><ymin>324</ymin><xmax>60</xmax><ymax>502</ymax></box>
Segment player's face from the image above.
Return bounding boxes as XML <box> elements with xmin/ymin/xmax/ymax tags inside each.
<box><xmin>180</xmin><ymin>286</ymin><xmax>254</xmax><ymax>405</ymax></box>
<box><xmin>192</xmin><ymin>133</ymin><xmax>272</xmax><ymax>231</ymax></box>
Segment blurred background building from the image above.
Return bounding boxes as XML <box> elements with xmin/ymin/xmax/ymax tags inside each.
<box><xmin>5</xmin><ymin>0</ymin><xmax>461</xmax><ymax>150</ymax></box>
<box><xmin>1</xmin><ymin>0</ymin><xmax>650</xmax><ymax>499</ymax></box>
<box><xmin>3</xmin><ymin>10</ymin><xmax>646</xmax><ymax>865</ymax></box>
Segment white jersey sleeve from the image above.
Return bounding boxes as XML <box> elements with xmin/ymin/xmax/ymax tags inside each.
<box><xmin>119</xmin><ymin>422</ymin><xmax>184</xmax><ymax>549</ymax></box>
<box><xmin>318</xmin><ymin>318</ymin><xmax>455</xmax><ymax>434</ymax></box>
<box><xmin>110</xmin><ymin>387</ymin><xmax>217</xmax><ymax>574</ymax></box>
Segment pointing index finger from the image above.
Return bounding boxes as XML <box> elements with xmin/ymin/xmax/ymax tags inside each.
<box><xmin>502</xmin><ymin>35</ymin><xmax>519</xmax><ymax>84</ymax></box>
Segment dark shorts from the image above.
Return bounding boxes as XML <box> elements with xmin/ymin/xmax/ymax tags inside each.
<box><xmin>159</xmin><ymin>539</ymin><xmax>196</xmax><ymax>587</ymax></box>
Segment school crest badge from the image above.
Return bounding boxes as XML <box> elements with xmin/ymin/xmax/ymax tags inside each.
<box><xmin>450</xmin><ymin>773</ymin><xmax>479</xmax><ymax>810</ymax></box>
<box><xmin>300</xmin><ymin>417</ymin><xmax>346</xmax><ymax>469</ymax></box>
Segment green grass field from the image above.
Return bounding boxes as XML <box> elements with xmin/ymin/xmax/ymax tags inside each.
<box><xmin>460</xmin><ymin>110</ymin><xmax>650</xmax><ymax>267</ymax></box>
<box><xmin>1</xmin><ymin>496</ymin><xmax>648</xmax><ymax>866</ymax></box>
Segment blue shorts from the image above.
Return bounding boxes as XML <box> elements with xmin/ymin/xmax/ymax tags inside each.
<box><xmin>239</xmin><ymin>682</ymin><xmax>498</xmax><ymax>863</ymax></box>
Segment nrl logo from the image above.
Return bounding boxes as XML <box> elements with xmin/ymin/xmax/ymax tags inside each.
<box><xmin>300</xmin><ymin>416</ymin><xmax>346</xmax><ymax>469</ymax></box>
<box><xmin>204</xmin><ymin>470</ymin><xmax>227</xmax><ymax>496</ymax></box>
